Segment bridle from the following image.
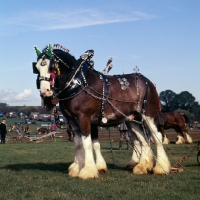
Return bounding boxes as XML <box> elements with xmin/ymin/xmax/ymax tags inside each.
<box><xmin>33</xmin><ymin>45</ymin><xmax>94</xmax><ymax>99</ymax></box>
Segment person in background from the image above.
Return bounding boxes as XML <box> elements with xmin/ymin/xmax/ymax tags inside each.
<box><xmin>24</xmin><ymin>124</ymin><xmax>30</xmax><ymax>137</ymax></box>
<box><xmin>50</xmin><ymin>121</ymin><xmax>57</xmax><ymax>140</ymax></box>
<box><xmin>118</xmin><ymin>122</ymin><xmax>130</xmax><ymax>150</ymax></box>
<box><xmin>0</xmin><ymin>119</ymin><xmax>7</xmax><ymax>144</ymax></box>
<box><xmin>16</xmin><ymin>127</ymin><xmax>21</xmax><ymax>136</ymax></box>
<box><xmin>9</xmin><ymin>125</ymin><xmax>13</xmax><ymax>132</ymax></box>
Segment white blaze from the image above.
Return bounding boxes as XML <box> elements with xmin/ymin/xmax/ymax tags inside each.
<box><xmin>36</xmin><ymin>57</ymin><xmax>52</xmax><ymax>96</ymax></box>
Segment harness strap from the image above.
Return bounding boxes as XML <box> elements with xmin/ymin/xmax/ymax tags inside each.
<box><xmin>98</xmin><ymin>73</ymin><xmax>110</xmax><ymax>124</ymax></box>
<box><xmin>38</xmin><ymin>76</ymin><xmax>51</xmax><ymax>82</ymax></box>
<box><xmin>141</xmin><ymin>76</ymin><xmax>149</xmax><ymax>113</ymax></box>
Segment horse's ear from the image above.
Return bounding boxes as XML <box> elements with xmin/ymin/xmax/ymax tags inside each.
<box><xmin>34</xmin><ymin>46</ymin><xmax>42</xmax><ymax>56</ymax></box>
<box><xmin>46</xmin><ymin>44</ymin><xmax>53</xmax><ymax>57</ymax></box>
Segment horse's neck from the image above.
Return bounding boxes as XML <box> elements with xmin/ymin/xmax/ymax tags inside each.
<box><xmin>86</xmin><ymin>70</ymin><xmax>103</xmax><ymax>88</ymax></box>
<box><xmin>55</xmin><ymin>72</ymin><xmax>70</xmax><ymax>88</ymax></box>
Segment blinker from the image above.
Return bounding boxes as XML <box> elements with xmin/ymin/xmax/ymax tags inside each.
<box><xmin>32</xmin><ymin>62</ymin><xmax>39</xmax><ymax>74</ymax></box>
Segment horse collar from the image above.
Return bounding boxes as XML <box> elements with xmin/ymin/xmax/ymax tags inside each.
<box><xmin>55</xmin><ymin>62</ymin><xmax>89</xmax><ymax>99</ymax></box>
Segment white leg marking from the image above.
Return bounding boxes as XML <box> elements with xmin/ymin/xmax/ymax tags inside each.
<box><xmin>144</xmin><ymin>116</ymin><xmax>171</xmax><ymax>174</ymax></box>
<box><xmin>126</xmin><ymin>134</ymin><xmax>141</xmax><ymax>170</ymax></box>
<box><xmin>68</xmin><ymin>133</ymin><xmax>84</xmax><ymax>177</ymax></box>
<box><xmin>128</xmin><ymin>122</ymin><xmax>154</xmax><ymax>174</ymax></box>
<box><xmin>93</xmin><ymin>140</ymin><xmax>108</xmax><ymax>173</ymax></box>
<box><xmin>176</xmin><ymin>135</ymin><xmax>185</xmax><ymax>144</ymax></box>
<box><xmin>78</xmin><ymin>134</ymin><xmax>99</xmax><ymax>179</ymax></box>
<box><xmin>185</xmin><ymin>133</ymin><xmax>193</xmax><ymax>143</ymax></box>
<box><xmin>163</xmin><ymin>134</ymin><xmax>170</xmax><ymax>144</ymax></box>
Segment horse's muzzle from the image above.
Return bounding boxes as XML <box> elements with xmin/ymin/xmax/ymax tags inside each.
<box><xmin>40</xmin><ymin>89</ymin><xmax>53</xmax><ymax>98</ymax></box>
<box><xmin>41</xmin><ymin>95</ymin><xmax>55</xmax><ymax>111</ymax></box>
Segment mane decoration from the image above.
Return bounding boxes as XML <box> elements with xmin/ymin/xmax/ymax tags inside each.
<box><xmin>102</xmin><ymin>57</ymin><xmax>113</xmax><ymax>74</ymax></box>
<box><xmin>53</xmin><ymin>44</ymin><xmax>70</xmax><ymax>53</ymax></box>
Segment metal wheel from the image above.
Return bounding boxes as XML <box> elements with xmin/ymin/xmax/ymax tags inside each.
<box><xmin>197</xmin><ymin>151</ymin><xmax>200</xmax><ymax>166</ymax></box>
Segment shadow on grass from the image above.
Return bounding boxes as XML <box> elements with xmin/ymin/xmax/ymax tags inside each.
<box><xmin>0</xmin><ymin>162</ymin><xmax>71</xmax><ymax>173</ymax></box>
<box><xmin>1</xmin><ymin>162</ymin><xmax>126</xmax><ymax>174</ymax></box>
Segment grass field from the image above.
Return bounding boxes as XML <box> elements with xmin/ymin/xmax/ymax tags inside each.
<box><xmin>0</xmin><ymin>137</ymin><xmax>200</xmax><ymax>199</ymax></box>
<box><xmin>0</xmin><ymin>117</ymin><xmax>200</xmax><ymax>199</ymax></box>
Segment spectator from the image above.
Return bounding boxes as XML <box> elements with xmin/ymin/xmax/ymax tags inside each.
<box><xmin>50</xmin><ymin>122</ymin><xmax>57</xmax><ymax>140</ymax></box>
<box><xmin>0</xmin><ymin>119</ymin><xmax>8</xmax><ymax>144</ymax></box>
<box><xmin>118</xmin><ymin>122</ymin><xmax>130</xmax><ymax>150</ymax></box>
<box><xmin>16</xmin><ymin>127</ymin><xmax>21</xmax><ymax>136</ymax></box>
<box><xmin>24</xmin><ymin>125</ymin><xmax>30</xmax><ymax>137</ymax></box>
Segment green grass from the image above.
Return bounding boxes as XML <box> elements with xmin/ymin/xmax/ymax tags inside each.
<box><xmin>0</xmin><ymin>137</ymin><xmax>200</xmax><ymax>200</ymax></box>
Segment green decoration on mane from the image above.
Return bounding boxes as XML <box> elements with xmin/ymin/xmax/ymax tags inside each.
<box><xmin>34</xmin><ymin>46</ymin><xmax>42</xmax><ymax>56</ymax></box>
<box><xmin>46</xmin><ymin>44</ymin><xmax>53</xmax><ymax>57</ymax></box>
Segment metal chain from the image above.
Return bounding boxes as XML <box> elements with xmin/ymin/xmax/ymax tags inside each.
<box><xmin>172</xmin><ymin>145</ymin><xmax>199</xmax><ymax>168</ymax></box>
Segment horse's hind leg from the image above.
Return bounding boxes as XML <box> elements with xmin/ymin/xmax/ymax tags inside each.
<box><xmin>182</xmin><ymin>126</ymin><xmax>193</xmax><ymax>143</ymax></box>
<box><xmin>185</xmin><ymin>132</ymin><xmax>193</xmax><ymax>143</ymax></box>
<box><xmin>125</xmin><ymin>132</ymin><xmax>142</xmax><ymax>171</ymax></box>
<box><xmin>126</xmin><ymin>121</ymin><xmax>154</xmax><ymax>174</ymax></box>
<box><xmin>143</xmin><ymin>115</ymin><xmax>171</xmax><ymax>174</ymax></box>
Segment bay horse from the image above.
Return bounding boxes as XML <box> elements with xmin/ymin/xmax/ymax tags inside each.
<box><xmin>37</xmin><ymin>127</ymin><xmax>50</xmax><ymax>135</ymax></box>
<box><xmin>32</xmin><ymin>44</ymin><xmax>171</xmax><ymax>179</ymax></box>
<box><xmin>157</xmin><ymin>112</ymin><xmax>193</xmax><ymax>144</ymax></box>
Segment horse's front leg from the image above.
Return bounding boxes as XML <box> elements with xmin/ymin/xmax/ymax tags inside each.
<box><xmin>78</xmin><ymin>134</ymin><xmax>99</xmax><ymax>179</ymax></box>
<box><xmin>78</xmin><ymin>118</ymin><xmax>99</xmax><ymax>179</ymax></box>
<box><xmin>68</xmin><ymin>131</ymin><xmax>84</xmax><ymax>177</ymax></box>
<box><xmin>91</xmin><ymin>124</ymin><xmax>107</xmax><ymax>174</ymax></box>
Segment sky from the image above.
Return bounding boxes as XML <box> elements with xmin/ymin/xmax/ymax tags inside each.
<box><xmin>0</xmin><ymin>0</ymin><xmax>199</xmax><ymax>106</ymax></box>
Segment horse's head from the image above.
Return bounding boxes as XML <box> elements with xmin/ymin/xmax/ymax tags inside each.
<box><xmin>33</xmin><ymin>44</ymin><xmax>76</xmax><ymax>110</ymax></box>
<box><xmin>33</xmin><ymin>44</ymin><xmax>54</xmax><ymax>97</ymax></box>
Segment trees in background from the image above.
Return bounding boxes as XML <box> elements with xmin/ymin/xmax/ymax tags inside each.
<box><xmin>1</xmin><ymin>90</ymin><xmax>200</xmax><ymax>121</ymax></box>
<box><xmin>159</xmin><ymin>90</ymin><xmax>200</xmax><ymax>121</ymax></box>
<box><xmin>0</xmin><ymin>103</ymin><xmax>8</xmax><ymax>107</ymax></box>
<box><xmin>0</xmin><ymin>105</ymin><xmax>52</xmax><ymax>117</ymax></box>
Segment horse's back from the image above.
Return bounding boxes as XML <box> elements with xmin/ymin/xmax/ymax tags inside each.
<box><xmin>161</xmin><ymin>112</ymin><xmax>186</xmax><ymax>127</ymax></box>
<box><xmin>106</xmin><ymin>73</ymin><xmax>159</xmax><ymax>117</ymax></box>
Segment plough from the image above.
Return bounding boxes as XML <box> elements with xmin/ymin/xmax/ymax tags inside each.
<box><xmin>26</xmin><ymin>131</ymin><xmax>58</xmax><ymax>143</ymax></box>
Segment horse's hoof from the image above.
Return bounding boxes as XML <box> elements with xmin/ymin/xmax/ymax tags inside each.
<box><xmin>133</xmin><ymin>164</ymin><xmax>148</xmax><ymax>174</ymax></box>
<box><xmin>78</xmin><ymin>166</ymin><xmax>99</xmax><ymax>179</ymax></box>
<box><xmin>153</xmin><ymin>165</ymin><xmax>170</xmax><ymax>175</ymax></box>
<box><xmin>98</xmin><ymin>169</ymin><xmax>107</xmax><ymax>174</ymax></box>
<box><xmin>68</xmin><ymin>169</ymin><xmax>79</xmax><ymax>177</ymax></box>
<box><xmin>68</xmin><ymin>163</ymin><xmax>79</xmax><ymax>177</ymax></box>
<box><xmin>96</xmin><ymin>162</ymin><xmax>108</xmax><ymax>174</ymax></box>
<box><xmin>125</xmin><ymin>162</ymin><xmax>138</xmax><ymax>171</ymax></box>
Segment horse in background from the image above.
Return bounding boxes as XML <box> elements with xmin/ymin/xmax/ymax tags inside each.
<box><xmin>37</xmin><ymin>127</ymin><xmax>50</xmax><ymax>134</ymax></box>
<box><xmin>157</xmin><ymin>112</ymin><xmax>193</xmax><ymax>144</ymax></box>
<box><xmin>32</xmin><ymin>44</ymin><xmax>171</xmax><ymax>179</ymax></box>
